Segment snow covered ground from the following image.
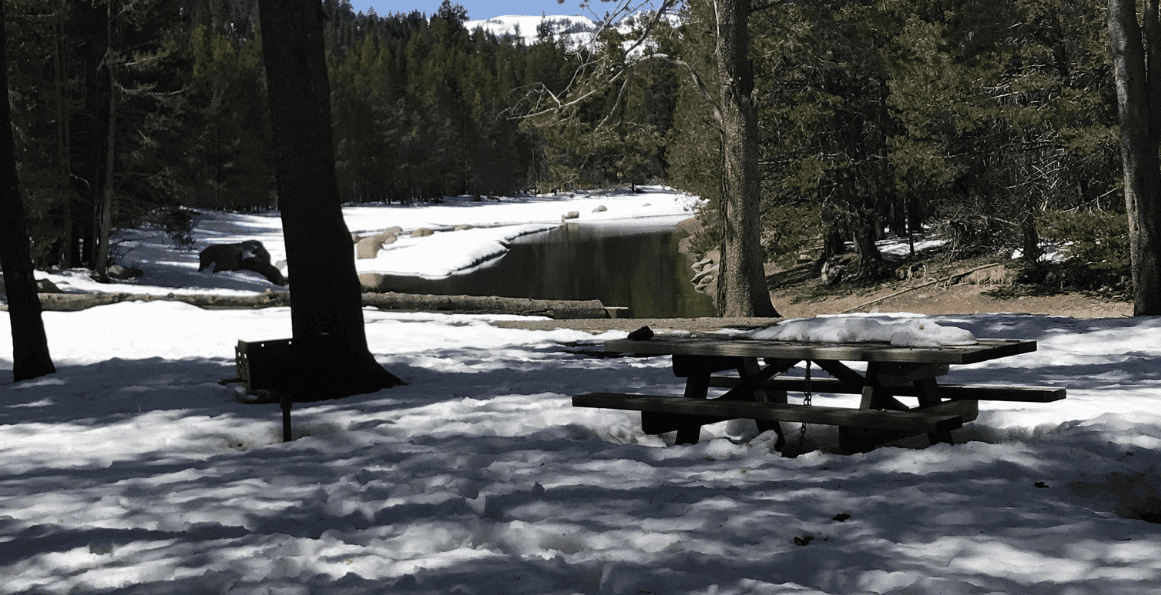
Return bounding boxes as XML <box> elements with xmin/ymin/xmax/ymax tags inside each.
<box><xmin>3</xmin><ymin>190</ymin><xmax>1161</xmax><ymax>594</ymax></box>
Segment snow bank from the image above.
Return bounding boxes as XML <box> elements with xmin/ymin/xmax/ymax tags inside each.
<box><xmin>750</xmin><ymin>315</ymin><xmax>978</xmax><ymax>347</ymax></box>
<box><xmin>354</xmin><ymin>223</ymin><xmax>555</xmax><ymax>278</ymax></box>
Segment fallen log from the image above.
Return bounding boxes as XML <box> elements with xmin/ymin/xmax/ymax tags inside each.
<box><xmin>18</xmin><ymin>291</ymin><xmax>292</xmax><ymax>312</ymax></box>
<box><xmin>360</xmin><ymin>292</ymin><xmax>609</xmax><ymax>319</ymax></box>
<box><xmin>4</xmin><ymin>290</ymin><xmax>609</xmax><ymax>319</ymax></box>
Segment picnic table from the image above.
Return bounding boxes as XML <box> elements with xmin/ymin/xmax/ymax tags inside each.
<box><xmin>573</xmin><ymin>335</ymin><xmax>1066</xmax><ymax>453</ymax></box>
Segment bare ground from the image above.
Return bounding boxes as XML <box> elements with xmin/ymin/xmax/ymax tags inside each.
<box><xmin>767</xmin><ymin>263</ymin><xmax>1132</xmax><ymax>320</ymax></box>
<box><xmin>493</xmin><ymin>260</ymin><xmax>1132</xmax><ymax>333</ymax></box>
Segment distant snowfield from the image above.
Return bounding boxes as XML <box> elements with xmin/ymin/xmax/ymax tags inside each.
<box><xmin>464</xmin><ymin>12</ymin><xmax>682</xmax><ymax>50</ymax></box>
<box><xmin>466</xmin><ymin>14</ymin><xmax>598</xmax><ymax>46</ymax></box>
<box><xmin>3</xmin><ymin>188</ymin><xmax>1161</xmax><ymax>595</ymax></box>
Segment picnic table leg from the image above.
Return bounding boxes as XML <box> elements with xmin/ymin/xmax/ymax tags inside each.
<box><xmin>839</xmin><ymin>363</ymin><xmax>912</xmax><ymax>453</ymax></box>
<box><xmin>674</xmin><ymin>368</ymin><xmax>711</xmax><ymax>445</ymax></box>
<box><xmin>914</xmin><ymin>377</ymin><xmax>953</xmax><ymax>445</ymax></box>
<box><xmin>279</xmin><ymin>390</ymin><xmax>293</xmax><ymax>442</ymax></box>
<box><xmin>739</xmin><ymin>358</ymin><xmax>786</xmax><ymax>450</ymax></box>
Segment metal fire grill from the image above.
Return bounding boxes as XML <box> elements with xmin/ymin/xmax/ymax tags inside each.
<box><xmin>221</xmin><ymin>336</ymin><xmax>339</xmax><ymax>442</ymax></box>
<box><xmin>231</xmin><ymin>338</ymin><xmax>297</xmax><ymax>396</ymax></box>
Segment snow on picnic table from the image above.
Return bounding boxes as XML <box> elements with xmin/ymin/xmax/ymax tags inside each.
<box><xmin>2</xmin><ymin>191</ymin><xmax>1161</xmax><ymax>594</ymax></box>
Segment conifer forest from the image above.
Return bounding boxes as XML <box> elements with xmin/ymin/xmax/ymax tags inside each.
<box><xmin>6</xmin><ymin>0</ymin><xmax>1124</xmax><ymax>287</ymax></box>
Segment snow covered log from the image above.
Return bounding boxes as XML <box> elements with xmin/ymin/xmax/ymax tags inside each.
<box><xmin>360</xmin><ymin>292</ymin><xmax>610</xmax><ymax>319</ymax></box>
<box><xmin>13</xmin><ymin>290</ymin><xmax>610</xmax><ymax>319</ymax></box>
<box><xmin>27</xmin><ymin>291</ymin><xmax>292</xmax><ymax>311</ymax></box>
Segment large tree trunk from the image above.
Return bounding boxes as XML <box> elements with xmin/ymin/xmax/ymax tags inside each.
<box><xmin>258</xmin><ymin>0</ymin><xmax>402</xmax><ymax>397</ymax></box>
<box><xmin>714</xmin><ymin>0</ymin><xmax>779</xmax><ymax>318</ymax></box>
<box><xmin>0</xmin><ymin>1</ymin><xmax>56</xmax><ymax>382</ymax></box>
<box><xmin>1109</xmin><ymin>0</ymin><xmax>1161</xmax><ymax>316</ymax></box>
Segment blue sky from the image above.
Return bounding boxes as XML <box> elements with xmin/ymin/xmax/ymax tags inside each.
<box><xmin>347</xmin><ymin>0</ymin><xmax>593</xmax><ymax>20</ymax></box>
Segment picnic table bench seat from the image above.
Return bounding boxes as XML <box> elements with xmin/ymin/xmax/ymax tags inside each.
<box><xmin>572</xmin><ymin>334</ymin><xmax>1066</xmax><ymax>453</ymax></box>
<box><xmin>573</xmin><ymin>392</ymin><xmax>977</xmax><ymax>434</ymax></box>
<box><xmin>706</xmin><ymin>376</ymin><xmax>1066</xmax><ymax>403</ymax></box>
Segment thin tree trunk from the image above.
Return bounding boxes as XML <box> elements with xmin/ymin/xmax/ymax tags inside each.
<box><xmin>258</xmin><ymin>0</ymin><xmax>402</xmax><ymax>397</ymax></box>
<box><xmin>52</xmin><ymin>2</ymin><xmax>74</xmax><ymax>268</ymax></box>
<box><xmin>714</xmin><ymin>0</ymin><xmax>778</xmax><ymax>318</ymax></box>
<box><xmin>0</xmin><ymin>1</ymin><xmax>56</xmax><ymax>382</ymax></box>
<box><xmin>92</xmin><ymin>3</ymin><xmax>116</xmax><ymax>282</ymax></box>
<box><xmin>1109</xmin><ymin>0</ymin><xmax>1161</xmax><ymax>315</ymax></box>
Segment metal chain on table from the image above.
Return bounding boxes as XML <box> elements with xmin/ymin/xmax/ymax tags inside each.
<box><xmin>797</xmin><ymin>360</ymin><xmax>812</xmax><ymax>453</ymax></box>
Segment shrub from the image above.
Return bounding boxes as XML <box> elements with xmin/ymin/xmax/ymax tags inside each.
<box><xmin>1033</xmin><ymin>210</ymin><xmax>1130</xmax><ymax>292</ymax></box>
<box><xmin>1038</xmin><ymin>210</ymin><xmax>1129</xmax><ymax>272</ymax></box>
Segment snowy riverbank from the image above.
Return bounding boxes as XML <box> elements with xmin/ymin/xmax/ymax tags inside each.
<box><xmin>29</xmin><ymin>186</ymin><xmax>701</xmax><ymax>295</ymax></box>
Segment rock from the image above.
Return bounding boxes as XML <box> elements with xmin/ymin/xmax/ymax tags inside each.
<box><xmin>562</xmin><ymin>211</ymin><xmax>580</xmax><ymax>221</ymax></box>
<box><xmin>592</xmin><ymin>205</ymin><xmax>607</xmax><ymax>213</ymax></box>
<box><xmin>383</xmin><ymin>226</ymin><xmax>403</xmax><ymax>236</ymax></box>
<box><xmin>627</xmin><ymin>326</ymin><xmax>654</xmax><ymax>341</ymax></box>
<box><xmin>410</xmin><ymin>227</ymin><xmax>434</xmax><ymax>238</ymax></box>
<box><xmin>821</xmin><ymin>259</ymin><xmax>845</xmax><ymax>286</ymax></box>
<box><xmin>453</xmin><ymin>224</ymin><xmax>475</xmax><ymax>231</ymax></box>
<box><xmin>356</xmin><ymin>233</ymin><xmax>397</xmax><ymax>259</ymax></box>
<box><xmin>198</xmin><ymin>240</ymin><xmax>287</xmax><ymax>285</ymax></box>
<box><xmin>106</xmin><ymin>264</ymin><xmax>144</xmax><ymax>280</ymax></box>
<box><xmin>36</xmin><ymin>278</ymin><xmax>63</xmax><ymax>293</ymax></box>
<box><xmin>359</xmin><ymin>272</ymin><xmax>389</xmax><ymax>292</ymax></box>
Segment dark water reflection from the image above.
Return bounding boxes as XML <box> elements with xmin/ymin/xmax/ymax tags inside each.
<box><xmin>374</xmin><ymin>222</ymin><xmax>716</xmax><ymax>318</ymax></box>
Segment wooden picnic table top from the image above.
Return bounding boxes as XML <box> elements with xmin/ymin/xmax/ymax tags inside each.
<box><xmin>601</xmin><ymin>336</ymin><xmax>1037</xmax><ymax>366</ymax></box>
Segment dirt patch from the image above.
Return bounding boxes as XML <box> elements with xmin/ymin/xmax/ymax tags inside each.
<box><xmin>768</xmin><ymin>261</ymin><xmax>1131</xmax><ymax>319</ymax></box>
<box><xmin>771</xmin><ymin>277</ymin><xmax>1130</xmax><ymax>319</ymax></box>
<box><xmin>494</xmin><ymin>258</ymin><xmax>1131</xmax><ymax>334</ymax></box>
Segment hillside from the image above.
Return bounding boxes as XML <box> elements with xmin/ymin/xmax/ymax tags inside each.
<box><xmin>464</xmin><ymin>14</ymin><xmax>597</xmax><ymax>46</ymax></box>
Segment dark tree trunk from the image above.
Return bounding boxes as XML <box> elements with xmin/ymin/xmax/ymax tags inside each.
<box><xmin>714</xmin><ymin>0</ymin><xmax>778</xmax><ymax>318</ymax></box>
<box><xmin>1109</xmin><ymin>0</ymin><xmax>1161</xmax><ymax>315</ymax></box>
<box><xmin>0</xmin><ymin>1</ymin><xmax>56</xmax><ymax>382</ymax></box>
<box><xmin>258</xmin><ymin>0</ymin><xmax>402</xmax><ymax>397</ymax></box>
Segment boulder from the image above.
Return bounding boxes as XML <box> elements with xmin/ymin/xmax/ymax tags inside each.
<box><xmin>453</xmin><ymin>224</ymin><xmax>474</xmax><ymax>231</ymax></box>
<box><xmin>198</xmin><ymin>240</ymin><xmax>287</xmax><ymax>285</ymax></box>
<box><xmin>592</xmin><ymin>205</ymin><xmax>607</xmax><ymax>213</ymax></box>
<box><xmin>36</xmin><ymin>278</ymin><xmax>63</xmax><ymax>293</ymax></box>
<box><xmin>410</xmin><ymin>227</ymin><xmax>434</xmax><ymax>238</ymax></box>
<box><xmin>820</xmin><ymin>259</ymin><xmax>845</xmax><ymax>286</ymax></box>
<box><xmin>107</xmin><ymin>264</ymin><xmax>144</xmax><ymax>280</ymax></box>
<box><xmin>356</xmin><ymin>233</ymin><xmax>397</xmax><ymax>259</ymax></box>
<box><xmin>562</xmin><ymin>211</ymin><xmax>580</xmax><ymax>221</ymax></box>
<box><xmin>359</xmin><ymin>272</ymin><xmax>389</xmax><ymax>292</ymax></box>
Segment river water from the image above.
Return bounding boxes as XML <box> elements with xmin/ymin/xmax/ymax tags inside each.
<box><xmin>374</xmin><ymin>221</ymin><xmax>716</xmax><ymax>318</ymax></box>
